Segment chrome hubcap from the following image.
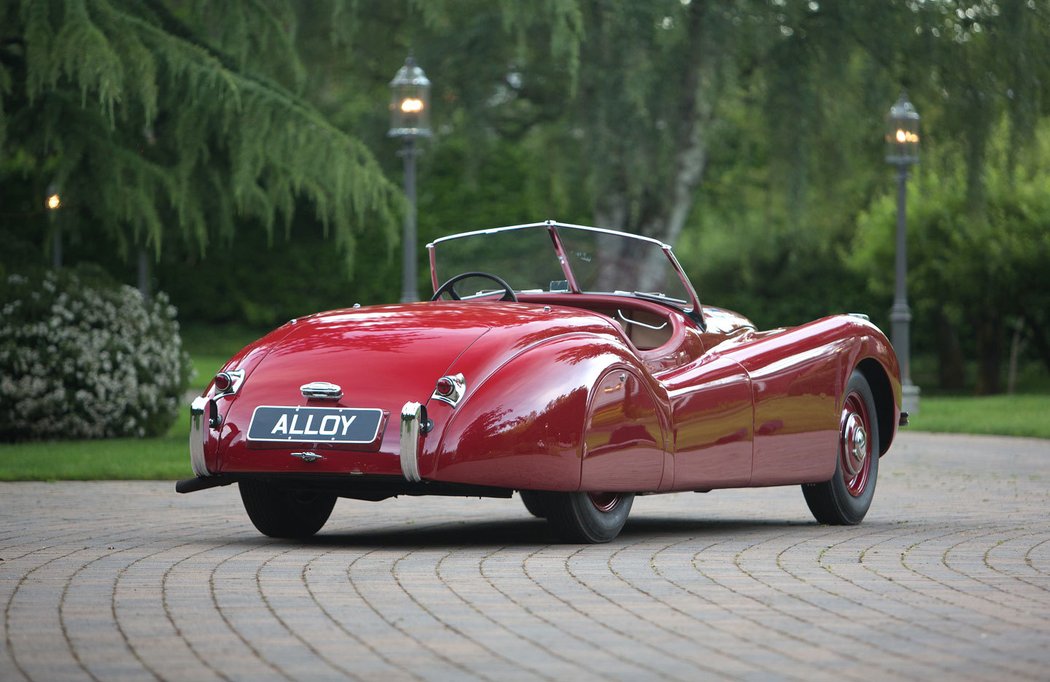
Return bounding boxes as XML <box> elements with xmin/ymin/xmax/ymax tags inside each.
<box><xmin>842</xmin><ymin>413</ymin><xmax>868</xmax><ymax>477</ymax></box>
<box><xmin>588</xmin><ymin>492</ymin><xmax>620</xmax><ymax>513</ymax></box>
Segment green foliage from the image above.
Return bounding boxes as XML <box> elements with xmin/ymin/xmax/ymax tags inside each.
<box><xmin>0</xmin><ymin>0</ymin><xmax>401</xmax><ymax>268</ymax></box>
<box><xmin>0</xmin><ymin>265</ymin><xmax>192</xmax><ymax>441</ymax></box>
<box><xmin>851</xmin><ymin>117</ymin><xmax>1050</xmax><ymax>392</ymax></box>
<box><xmin>156</xmin><ymin>216</ymin><xmax>367</xmax><ymax>326</ymax></box>
<box><xmin>4</xmin><ymin>0</ymin><xmax>1050</xmax><ymax>396</ymax></box>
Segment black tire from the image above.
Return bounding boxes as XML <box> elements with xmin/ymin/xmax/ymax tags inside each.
<box><xmin>239</xmin><ymin>480</ymin><xmax>337</xmax><ymax>539</ymax></box>
<box><xmin>540</xmin><ymin>491</ymin><xmax>634</xmax><ymax>543</ymax></box>
<box><xmin>803</xmin><ymin>370</ymin><xmax>880</xmax><ymax>525</ymax></box>
<box><xmin>519</xmin><ymin>490</ymin><xmax>550</xmax><ymax>518</ymax></box>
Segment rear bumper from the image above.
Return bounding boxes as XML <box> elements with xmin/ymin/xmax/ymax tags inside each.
<box><xmin>174</xmin><ymin>473</ymin><xmax>511</xmax><ymax>499</ymax></box>
<box><xmin>182</xmin><ymin>399</ymin><xmax>437</xmax><ymax>492</ymax></box>
<box><xmin>189</xmin><ymin>396</ymin><xmax>210</xmax><ymax>477</ymax></box>
<box><xmin>175</xmin><ymin>475</ymin><xmax>233</xmax><ymax>494</ymax></box>
<box><xmin>400</xmin><ymin>401</ymin><xmax>427</xmax><ymax>482</ymax></box>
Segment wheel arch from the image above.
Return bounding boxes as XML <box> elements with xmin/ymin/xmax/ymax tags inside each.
<box><xmin>855</xmin><ymin>357</ymin><xmax>896</xmax><ymax>455</ymax></box>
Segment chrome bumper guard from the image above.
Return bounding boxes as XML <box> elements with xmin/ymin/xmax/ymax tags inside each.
<box><xmin>400</xmin><ymin>402</ymin><xmax>424</xmax><ymax>482</ymax></box>
<box><xmin>189</xmin><ymin>396</ymin><xmax>210</xmax><ymax>477</ymax></box>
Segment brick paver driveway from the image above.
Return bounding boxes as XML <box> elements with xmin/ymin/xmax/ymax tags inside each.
<box><xmin>2</xmin><ymin>432</ymin><xmax>1049</xmax><ymax>680</ymax></box>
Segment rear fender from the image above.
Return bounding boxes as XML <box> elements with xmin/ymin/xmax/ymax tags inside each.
<box><xmin>424</xmin><ymin>334</ymin><xmax>651</xmax><ymax>491</ymax></box>
<box><xmin>196</xmin><ymin>322</ymin><xmax>298</xmax><ymax>474</ymax></box>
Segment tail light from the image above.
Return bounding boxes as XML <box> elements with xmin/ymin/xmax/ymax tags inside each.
<box><xmin>213</xmin><ymin>369</ymin><xmax>245</xmax><ymax>396</ymax></box>
<box><xmin>431</xmin><ymin>373</ymin><xmax>466</xmax><ymax>407</ymax></box>
<box><xmin>435</xmin><ymin>377</ymin><xmax>455</xmax><ymax>397</ymax></box>
<box><xmin>213</xmin><ymin>372</ymin><xmax>233</xmax><ymax>392</ymax></box>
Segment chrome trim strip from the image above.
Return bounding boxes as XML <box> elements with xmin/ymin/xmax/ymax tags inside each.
<box><xmin>427</xmin><ymin>220</ymin><xmax>671</xmax><ymax>249</ymax></box>
<box><xmin>617</xmin><ymin>309</ymin><xmax>668</xmax><ymax>330</ymax></box>
<box><xmin>430</xmin><ymin>373</ymin><xmax>466</xmax><ymax>408</ymax></box>
<box><xmin>400</xmin><ymin>402</ymin><xmax>423</xmax><ymax>482</ymax></box>
<box><xmin>189</xmin><ymin>396</ymin><xmax>210</xmax><ymax>477</ymax></box>
<box><xmin>662</xmin><ymin>245</ymin><xmax>704</xmax><ymax>326</ymax></box>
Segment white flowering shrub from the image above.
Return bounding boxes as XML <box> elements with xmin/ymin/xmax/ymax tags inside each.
<box><xmin>0</xmin><ymin>267</ymin><xmax>192</xmax><ymax>441</ymax></box>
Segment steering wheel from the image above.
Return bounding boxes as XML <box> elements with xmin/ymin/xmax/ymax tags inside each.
<box><xmin>430</xmin><ymin>271</ymin><xmax>518</xmax><ymax>302</ymax></box>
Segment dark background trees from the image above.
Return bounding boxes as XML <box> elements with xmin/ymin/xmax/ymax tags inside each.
<box><xmin>2</xmin><ymin>0</ymin><xmax>1049</xmax><ymax>394</ymax></box>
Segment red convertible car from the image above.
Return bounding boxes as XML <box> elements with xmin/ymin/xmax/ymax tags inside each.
<box><xmin>178</xmin><ymin>221</ymin><xmax>903</xmax><ymax>543</ymax></box>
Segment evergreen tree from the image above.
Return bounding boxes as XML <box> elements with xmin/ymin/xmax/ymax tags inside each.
<box><xmin>0</xmin><ymin>0</ymin><xmax>401</xmax><ymax>267</ymax></box>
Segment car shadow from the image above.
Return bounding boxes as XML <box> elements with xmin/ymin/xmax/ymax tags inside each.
<box><xmin>231</xmin><ymin>515</ymin><xmax>822</xmax><ymax>549</ymax></box>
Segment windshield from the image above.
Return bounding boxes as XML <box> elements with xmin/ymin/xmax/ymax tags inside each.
<box><xmin>428</xmin><ymin>222</ymin><xmax>699</xmax><ymax>312</ymax></box>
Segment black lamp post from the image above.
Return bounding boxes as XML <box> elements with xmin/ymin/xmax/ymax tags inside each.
<box><xmin>388</xmin><ymin>55</ymin><xmax>432</xmax><ymax>303</ymax></box>
<box><xmin>885</xmin><ymin>92</ymin><xmax>921</xmax><ymax>413</ymax></box>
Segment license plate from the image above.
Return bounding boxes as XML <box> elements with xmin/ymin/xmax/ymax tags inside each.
<box><xmin>247</xmin><ymin>406</ymin><xmax>383</xmax><ymax>444</ymax></box>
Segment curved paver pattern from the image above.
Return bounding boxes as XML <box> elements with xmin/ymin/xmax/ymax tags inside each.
<box><xmin>2</xmin><ymin>432</ymin><xmax>1049</xmax><ymax>680</ymax></box>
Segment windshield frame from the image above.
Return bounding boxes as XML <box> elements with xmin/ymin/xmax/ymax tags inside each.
<box><xmin>426</xmin><ymin>220</ymin><xmax>704</xmax><ymax>326</ymax></box>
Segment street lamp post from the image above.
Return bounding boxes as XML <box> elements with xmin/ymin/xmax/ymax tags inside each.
<box><xmin>388</xmin><ymin>55</ymin><xmax>432</xmax><ymax>303</ymax></box>
<box><xmin>885</xmin><ymin>92</ymin><xmax>921</xmax><ymax>414</ymax></box>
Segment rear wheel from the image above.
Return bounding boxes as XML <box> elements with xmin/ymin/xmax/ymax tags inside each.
<box><xmin>541</xmin><ymin>491</ymin><xmax>634</xmax><ymax>543</ymax></box>
<box><xmin>803</xmin><ymin>370</ymin><xmax>880</xmax><ymax>525</ymax></box>
<box><xmin>519</xmin><ymin>490</ymin><xmax>550</xmax><ymax>518</ymax></box>
<box><xmin>239</xmin><ymin>480</ymin><xmax>337</xmax><ymax>538</ymax></box>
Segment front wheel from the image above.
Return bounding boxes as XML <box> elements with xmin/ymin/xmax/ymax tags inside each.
<box><xmin>803</xmin><ymin>370</ymin><xmax>880</xmax><ymax>525</ymax></box>
<box><xmin>540</xmin><ymin>491</ymin><xmax>634</xmax><ymax>543</ymax></box>
<box><xmin>239</xmin><ymin>480</ymin><xmax>337</xmax><ymax>538</ymax></box>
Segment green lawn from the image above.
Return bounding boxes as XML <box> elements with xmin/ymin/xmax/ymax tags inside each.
<box><xmin>0</xmin><ymin>410</ymin><xmax>193</xmax><ymax>481</ymax></box>
<box><xmin>907</xmin><ymin>393</ymin><xmax>1050</xmax><ymax>439</ymax></box>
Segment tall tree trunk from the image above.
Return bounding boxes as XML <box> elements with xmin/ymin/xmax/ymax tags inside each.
<box><xmin>1025</xmin><ymin>315</ymin><xmax>1050</xmax><ymax>374</ymax></box>
<box><xmin>935</xmin><ymin>308</ymin><xmax>965</xmax><ymax>390</ymax></box>
<box><xmin>635</xmin><ymin>2</ymin><xmax>717</xmax><ymax>293</ymax></box>
<box><xmin>1006</xmin><ymin>319</ymin><xmax>1025</xmax><ymax>395</ymax></box>
<box><xmin>974</xmin><ymin>315</ymin><xmax>1004</xmax><ymax>395</ymax></box>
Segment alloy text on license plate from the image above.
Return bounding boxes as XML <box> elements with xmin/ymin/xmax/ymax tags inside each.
<box><xmin>247</xmin><ymin>406</ymin><xmax>383</xmax><ymax>443</ymax></box>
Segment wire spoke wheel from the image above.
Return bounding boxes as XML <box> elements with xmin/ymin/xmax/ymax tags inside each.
<box><xmin>803</xmin><ymin>369</ymin><xmax>880</xmax><ymax>525</ymax></box>
<box><xmin>840</xmin><ymin>393</ymin><xmax>873</xmax><ymax>496</ymax></box>
<box><xmin>539</xmin><ymin>491</ymin><xmax>634</xmax><ymax>543</ymax></box>
<box><xmin>587</xmin><ymin>492</ymin><xmax>622</xmax><ymax>513</ymax></box>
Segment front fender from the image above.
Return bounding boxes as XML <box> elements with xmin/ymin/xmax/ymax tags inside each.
<box><xmin>422</xmin><ymin>333</ymin><xmax>645</xmax><ymax>491</ymax></box>
<box><xmin>841</xmin><ymin>318</ymin><xmax>902</xmax><ymax>455</ymax></box>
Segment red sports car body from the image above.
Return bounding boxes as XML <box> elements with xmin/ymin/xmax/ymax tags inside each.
<box><xmin>178</xmin><ymin>221</ymin><xmax>903</xmax><ymax>542</ymax></box>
